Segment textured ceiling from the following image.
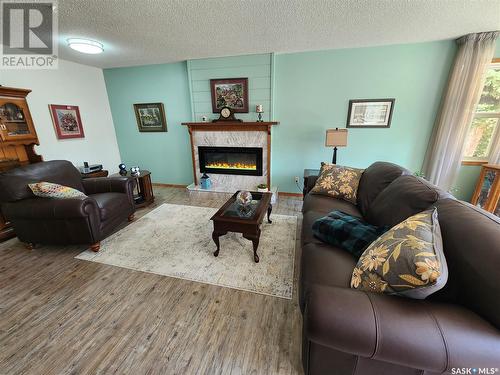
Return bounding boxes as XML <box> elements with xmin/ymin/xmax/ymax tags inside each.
<box><xmin>57</xmin><ymin>0</ymin><xmax>500</xmax><ymax>68</ymax></box>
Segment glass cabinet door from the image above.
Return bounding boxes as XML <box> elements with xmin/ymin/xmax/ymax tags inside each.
<box><xmin>0</xmin><ymin>100</ymin><xmax>37</xmax><ymax>141</ymax></box>
<box><xmin>476</xmin><ymin>169</ymin><xmax>497</xmax><ymax>209</ymax></box>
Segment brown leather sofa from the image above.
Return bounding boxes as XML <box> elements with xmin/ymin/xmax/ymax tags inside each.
<box><xmin>0</xmin><ymin>160</ymin><xmax>136</xmax><ymax>251</ymax></box>
<box><xmin>301</xmin><ymin>161</ymin><xmax>500</xmax><ymax>375</ymax></box>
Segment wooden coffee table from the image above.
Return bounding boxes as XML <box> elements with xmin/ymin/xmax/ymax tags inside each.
<box><xmin>210</xmin><ymin>191</ymin><xmax>272</xmax><ymax>263</ymax></box>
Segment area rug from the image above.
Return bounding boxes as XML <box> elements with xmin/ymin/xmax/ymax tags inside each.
<box><xmin>76</xmin><ymin>203</ymin><xmax>297</xmax><ymax>299</ymax></box>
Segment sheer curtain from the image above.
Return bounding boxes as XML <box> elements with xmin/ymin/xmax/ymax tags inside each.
<box><xmin>422</xmin><ymin>31</ymin><xmax>499</xmax><ymax>191</ymax></box>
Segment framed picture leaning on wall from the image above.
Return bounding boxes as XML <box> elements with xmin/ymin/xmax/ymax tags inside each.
<box><xmin>210</xmin><ymin>78</ymin><xmax>249</xmax><ymax>113</ymax></box>
<box><xmin>49</xmin><ymin>104</ymin><xmax>85</xmax><ymax>139</ymax></box>
<box><xmin>133</xmin><ymin>103</ymin><xmax>167</xmax><ymax>132</ymax></box>
<box><xmin>346</xmin><ymin>99</ymin><xmax>395</xmax><ymax>128</ymax></box>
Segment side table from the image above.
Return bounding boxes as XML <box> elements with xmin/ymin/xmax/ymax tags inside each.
<box><xmin>81</xmin><ymin>170</ymin><xmax>109</xmax><ymax>179</ymax></box>
<box><xmin>112</xmin><ymin>170</ymin><xmax>154</xmax><ymax>208</ymax></box>
<box><xmin>303</xmin><ymin>169</ymin><xmax>320</xmax><ymax>196</ymax></box>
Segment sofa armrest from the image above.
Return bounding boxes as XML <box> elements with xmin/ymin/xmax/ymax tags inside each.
<box><xmin>82</xmin><ymin>177</ymin><xmax>136</xmax><ymax>208</ymax></box>
<box><xmin>82</xmin><ymin>177</ymin><xmax>135</xmax><ymax>195</ymax></box>
<box><xmin>2</xmin><ymin>197</ymin><xmax>99</xmax><ymax>220</ymax></box>
<box><xmin>305</xmin><ymin>285</ymin><xmax>500</xmax><ymax>372</ymax></box>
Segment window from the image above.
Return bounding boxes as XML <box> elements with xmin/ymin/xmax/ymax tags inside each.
<box><xmin>463</xmin><ymin>60</ymin><xmax>500</xmax><ymax>163</ymax></box>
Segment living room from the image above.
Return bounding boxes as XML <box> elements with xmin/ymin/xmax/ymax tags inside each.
<box><xmin>0</xmin><ymin>1</ymin><xmax>499</xmax><ymax>374</ymax></box>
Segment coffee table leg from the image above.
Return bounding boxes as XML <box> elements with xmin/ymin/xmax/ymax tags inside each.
<box><xmin>267</xmin><ymin>204</ymin><xmax>272</xmax><ymax>224</ymax></box>
<box><xmin>252</xmin><ymin>237</ymin><xmax>260</xmax><ymax>263</ymax></box>
<box><xmin>212</xmin><ymin>231</ymin><xmax>223</xmax><ymax>257</ymax></box>
<box><xmin>244</xmin><ymin>230</ymin><xmax>261</xmax><ymax>263</ymax></box>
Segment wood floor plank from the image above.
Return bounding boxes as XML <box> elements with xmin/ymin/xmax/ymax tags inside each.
<box><xmin>0</xmin><ymin>187</ymin><xmax>304</xmax><ymax>375</ymax></box>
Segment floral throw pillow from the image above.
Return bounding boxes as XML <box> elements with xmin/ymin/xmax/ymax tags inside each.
<box><xmin>350</xmin><ymin>208</ymin><xmax>448</xmax><ymax>299</ymax></box>
<box><xmin>310</xmin><ymin>164</ymin><xmax>364</xmax><ymax>204</ymax></box>
<box><xmin>28</xmin><ymin>182</ymin><xmax>87</xmax><ymax>199</ymax></box>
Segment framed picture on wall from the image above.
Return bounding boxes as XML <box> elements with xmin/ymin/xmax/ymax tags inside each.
<box><xmin>346</xmin><ymin>99</ymin><xmax>395</xmax><ymax>128</ymax></box>
<box><xmin>49</xmin><ymin>104</ymin><xmax>85</xmax><ymax>139</ymax></box>
<box><xmin>133</xmin><ymin>103</ymin><xmax>167</xmax><ymax>132</ymax></box>
<box><xmin>210</xmin><ymin>78</ymin><xmax>249</xmax><ymax>113</ymax></box>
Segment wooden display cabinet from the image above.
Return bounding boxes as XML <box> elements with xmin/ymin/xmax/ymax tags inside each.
<box><xmin>471</xmin><ymin>164</ymin><xmax>500</xmax><ymax>217</ymax></box>
<box><xmin>0</xmin><ymin>86</ymin><xmax>42</xmax><ymax>241</ymax></box>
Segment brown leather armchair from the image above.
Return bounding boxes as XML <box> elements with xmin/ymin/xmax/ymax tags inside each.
<box><xmin>0</xmin><ymin>160</ymin><xmax>136</xmax><ymax>251</ymax></box>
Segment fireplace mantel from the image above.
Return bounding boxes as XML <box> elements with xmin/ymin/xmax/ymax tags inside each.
<box><xmin>182</xmin><ymin>121</ymin><xmax>279</xmax><ymax>188</ymax></box>
<box><xmin>182</xmin><ymin>121</ymin><xmax>279</xmax><ymax>134</ymax></box>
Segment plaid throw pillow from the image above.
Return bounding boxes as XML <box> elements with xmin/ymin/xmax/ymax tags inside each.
<box><xmin>312</xmin><ymin>210</ymin><xmax>388</xmax><ymax>259</ymax></box>
<box><xmin>28</xmin><ymin>182</ymin><xmax>87</xmax><ymax>199</ymax></box>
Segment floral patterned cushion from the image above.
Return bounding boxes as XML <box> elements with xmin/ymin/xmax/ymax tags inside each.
<box><xmin>350</xmin><ymin>208</ymin><xmax>448</xmax><ymax>299</ymax></box>
<box><xmin>310</xmin><ymin>164</ymin><xmax>364</xmax><ymax>204</ymax></box>
<box><xmin>28</xmin><ymin>182</ymin><xmax>87</xmax><ymax>199</ymax></box>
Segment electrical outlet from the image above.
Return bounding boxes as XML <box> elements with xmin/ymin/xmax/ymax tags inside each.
<box><xmin>294</xmin><ymin>176</ymin><xmax>299</xmax><ymax>183</ymax></box>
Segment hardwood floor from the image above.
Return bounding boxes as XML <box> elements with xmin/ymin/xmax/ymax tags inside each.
<box><xmin>0</xmin><ymin>187</ymin><xmax>304</xmax><ymax>375</ymax></box>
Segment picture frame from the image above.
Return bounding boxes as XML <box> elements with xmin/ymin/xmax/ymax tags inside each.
<box><xmin>133</xmin><ymin>103</ymin><xmax>167</xmax><ymax>132</ymax></box>
<box><xmin>210</xmin><ymin>78</ymin><xmax>249</xmax><ymax>113</ymax></box>
<box><xmin>49</xmin><ymin>104</ymin><xmax>85</xmax><ymax>139</ymax></box>
<box><xmin>346</xmin><ymin>99</ymin><xmax>395</xmax><ymax>128</ymax></box>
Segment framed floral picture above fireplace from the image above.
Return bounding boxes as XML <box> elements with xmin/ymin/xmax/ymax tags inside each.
<box><xmin>210</xmin><ymin>78</ymin><xmax>249</xmax><ymax>113</ymax></box>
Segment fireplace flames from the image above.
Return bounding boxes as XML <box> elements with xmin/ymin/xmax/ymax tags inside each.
<box><xmin>205</xmin><ymin>162</ymin><xmax>257</xmax><ymax>170</ymax></box>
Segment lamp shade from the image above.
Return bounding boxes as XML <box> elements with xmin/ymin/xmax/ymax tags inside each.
<box><xmin>325</xmin><ymin>128</ymin><xmax>348</xmax><ymax>147</ymax></box>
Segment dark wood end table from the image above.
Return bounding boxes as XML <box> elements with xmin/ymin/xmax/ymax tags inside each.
<box><xmin>111</xmin><ymin>170</ymin><xmax>154</xmax><ymax>208</ymax></box>
<box><xmin>81</xmin><ymin>170</ymin><xmax>109</xmax><ymax>179</ymax></box>
<box><xmin>210</xmin><ymin>191</ymin><xmax>272</xmax><ymax>263</ymax></box>
<box><xmin>303</xmin><ymin>168</ymin><xmax>320</xmax><ymax>196</ymax></box>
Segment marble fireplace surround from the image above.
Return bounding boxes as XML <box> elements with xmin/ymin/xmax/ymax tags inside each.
<box><xmin>182</xmin><ymin>122</ymin><xmax>279</xmax><ymax>192</ymax></box>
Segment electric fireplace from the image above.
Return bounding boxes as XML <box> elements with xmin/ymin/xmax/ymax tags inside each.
<box><xmin>198</xmin><ymin>146</ymin><xmax>263</xmax><ymax>176</ymax></box>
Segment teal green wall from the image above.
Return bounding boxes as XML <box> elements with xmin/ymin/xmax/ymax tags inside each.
<box><xmin>273</xmin><ymin>41</ymin><xmax>456</xmax><ymax>192</ymax></box>
<box><xmin>188</xmin><ymin>54</ymin><xmax>272</xmax><ymax>122</ymax></box>
<box><xmin>454</xmin><ymin>165</ymin><xmax>483</xmax><ymax>200</ymax></box>
<box><xmin>103</xmin><ymin>62</ymin><xmax>193</xmax><ymax>184</ymax></box>
<box><xmin>104</xmin><ymin>41</ymin><xmax>459</xmax><ymax>192</ymax></box>
<box><xmin>454</xmin><ymin>38</ymin><xmax>500</xmax><ymax>201</ymax></box>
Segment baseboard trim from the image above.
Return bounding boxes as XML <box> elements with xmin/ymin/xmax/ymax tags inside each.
<box><xmin>152</xmin><ymin>183</ymin><xmax>303</xmax><ymax>198</ymax></box>
<box><xmin>278</xmin><ymin>192</ymin><xmax>303</xmax><ymax>197</ymax></box>
<box><xmin>153</xmin><ymin>183</ymin><xmax>188</xmax><ymax>188</ymax></box>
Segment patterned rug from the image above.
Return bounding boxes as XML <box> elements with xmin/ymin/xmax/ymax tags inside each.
<box><xmin>76</xmin><ymin>203</ymin><xmax>297</xmax><ymax>299</ymax></box>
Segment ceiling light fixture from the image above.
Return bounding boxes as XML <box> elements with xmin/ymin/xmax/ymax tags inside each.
<box><xmin>67</xmin><ymin>38</ymin><xmax>104</xmax><ymax>54</ymax></box>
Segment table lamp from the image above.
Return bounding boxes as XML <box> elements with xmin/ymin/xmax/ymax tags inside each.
<box><xmin>325</xmin><ymin>128</ymin><xmax>348</xmax><ymax>164</ymax></box>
